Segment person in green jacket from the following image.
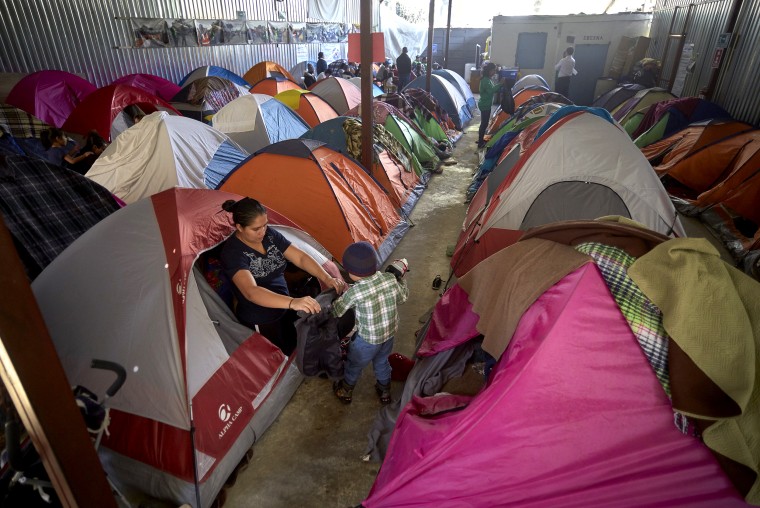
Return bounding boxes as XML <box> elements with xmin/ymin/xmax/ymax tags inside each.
<box><xmin>477</xmin><ymin>62</ymin><xmax>500</xmax><ymax>148</ymax></box>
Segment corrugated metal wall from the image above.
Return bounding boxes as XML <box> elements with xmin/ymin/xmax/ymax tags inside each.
<box><xmin>713</xmin><ymin>0</ymin><xmax>760</xmax><ymax>124</ymax></box>
<box><xmin>0</xmin><ymin>0</ymin><xmax>363</xmax><ymax>86</ymax></box>
<box><xmin>650</xmin><ymin>0</ymin><xmax>760</xmax><ymax>124</ymax></box>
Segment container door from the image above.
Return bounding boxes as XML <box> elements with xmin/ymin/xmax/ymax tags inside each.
<box><xmin>570</xmin><ymin>43</ymin><xmax>610</xmax><ymax>106</ymax></box>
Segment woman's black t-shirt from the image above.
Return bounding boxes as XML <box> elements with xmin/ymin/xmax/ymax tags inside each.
<box><xmin>221</xmin><ymin>228</ymin><xmax>292</xmax><ymax>326</ymax></box>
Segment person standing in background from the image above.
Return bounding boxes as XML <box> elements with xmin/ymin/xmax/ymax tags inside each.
<box><xmin>396</xmin><ymin>47</ymin><xmax>412</xmax><ymax>91</ymax></box>
<box><xmin>303</xmin><ymin>63</ymin><xmax>316</xmax><ymax>88</ymax></box>
<box><xmin>316</xmin><ymin>52</ymin><xmax>328</xmax><ymax>75</ymax></box>
<box><xmin>554</xmin><ymin>47</ymin><xmax>576</xmax><ymax>98</ymax></box>
<box><xmin>477</xmin><ymin>62</ymin><xmax>500</xmax><ymax>149</ymax></box>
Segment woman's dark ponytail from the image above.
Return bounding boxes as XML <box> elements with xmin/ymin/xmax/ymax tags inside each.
<box><xmin>222</xmin><ymin>197</ymin><xmax>266</xmax><ymax>227</ymax></box>
<box><xmin>222</xmin><ymin>199</ymin><xmax>237</xmax><ymax>213</ymax></box>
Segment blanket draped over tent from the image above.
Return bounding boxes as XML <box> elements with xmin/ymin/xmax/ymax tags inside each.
<box><xmin>629</xmin><ymin>238</ymin><xmax>760</xmax><ymax>503</ymax></box>
<box><xmin>0</xmin><ymin>154</ymin><xmax>122</xmax><ymax>279</ymax></box>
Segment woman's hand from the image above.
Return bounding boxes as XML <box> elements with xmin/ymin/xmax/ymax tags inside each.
<box><xmin>290</xmin><ymin>296</ymin><xmax>321</xmax><ymax>314</ymax></box>
<box><xmin>324</xmin><ymin>276</ymin><xmax>347</xmax><ymax>294</ymax></box>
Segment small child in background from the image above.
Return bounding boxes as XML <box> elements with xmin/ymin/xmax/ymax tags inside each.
<box><xmin>332</xmin><ymin>242</ymin><xmax>409</xmax><ymax>404</ymax></box>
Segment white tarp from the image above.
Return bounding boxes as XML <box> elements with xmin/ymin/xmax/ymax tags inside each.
<box><xmin>379</xmin><ymin>1</ymin><xmax>428</xmax><ymax>62</ymax></box>
<box><xmin>308</xmin><ymin>0</ymin><xmax>345</xmax><ymax>22</ymax></box>
<box><xmin>86</xmin><ymin>111</ymin><xmax>227</xmax><ymax>203</ymax></box>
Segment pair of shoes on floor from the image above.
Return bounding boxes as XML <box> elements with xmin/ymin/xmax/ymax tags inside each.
<box><xmin>375</xmin><ymin>382</ymin><xmax>391</xmax><ymax>405</ymax></box>
<box><xmin>333</xmin><ymin>379</ymin><xmax>354</xmax><ymax>404</ymax></box>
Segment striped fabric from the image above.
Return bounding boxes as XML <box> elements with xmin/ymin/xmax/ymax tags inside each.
<box><xmin>575</xmin><ymin>242</ymin><xmax>671</xmax><ymax>396</ymax></box>
<box><xmin>0</xmin><ymin>103</ymin><xmax>51</xmax><ymax>138</ymax></box>
<box><xmin>0</xmin><ymin>155</ymin><xmax>121</xmax><ymax>279</ymax></box>
<box><xmin>376</xmin><ymin>93</ymin><xmax>416</xmax><ymax>121</ymax></box>
<box><xmin>343</xmin><ymin>118</ymin><xmax>415</xmax><ymax>175</ymax></box>
<box><xmin>403</xmin><ymin>88</ymin><xmax>454</xmax><ymax>128</ymax></box>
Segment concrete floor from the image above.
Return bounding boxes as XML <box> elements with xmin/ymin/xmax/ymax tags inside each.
<box><xmin>222</xmin><ymin>124</ymin><xmax>481</xmax><ymax>508</ymax></box>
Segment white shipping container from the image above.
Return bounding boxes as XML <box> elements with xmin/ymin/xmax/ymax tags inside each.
<box><xmin>489</xmin><ymin>13</ymin><xmax>652</xmax><ymax>105</ymax></box>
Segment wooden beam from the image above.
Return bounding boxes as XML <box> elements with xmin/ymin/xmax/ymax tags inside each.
<box><xmin>444</xmin><ymin>0</ymin><xmax>453</xmax><ymax>69</ymax></box>
<box><xmin>0</xmin><ymin>213</ymin><xmax>117</xmax><ymax>507</ymax></box>
<box><xmin>360</xmin><ymin>0</ymin><xmax>373</xmax><ymax>173</ymax></box>
<box><xmin>425</xmin><ymin>0</ymin><xmax>436</xmax><ymax>91</ymax></box>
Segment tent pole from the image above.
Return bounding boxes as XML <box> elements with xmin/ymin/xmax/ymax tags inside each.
<box><xmin>190</xmin><ymin>423</ymin><xmax>202</xmax><ymax>508</ymax></box>
<box><xmin>444</xmin><ymin>0</ymin><xmax>453</xmax><ymax>69</ymax></box>
<box><xmin>360</xmin><ymin>0</ymin><xmax>373</xmax><ymax>172</ymax></box>
<box><xmin>425</xmin><ymin>0</ymin><xmax>435</xmax><ymax>91</ymax></box>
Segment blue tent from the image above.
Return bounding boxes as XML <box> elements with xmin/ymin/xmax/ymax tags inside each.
<box><xmin>404</xmin><ymin>75</ymin><xmax>472</xmax><ymax>130</ymax></box>
<box><xmin>433</xmin><ymin>69</ymin><xmax>476</xmax><ymax>114</ymax></box>
<box><xmin>300</xmin><ymin>116</ymin><xmax>352</xmax><ymax>153</ymax></box>
<box><xmin>212</xmin><ymin>94</ymin><xmax>310</xmax><ymax>155</ymax></box>
<box><xmin>179</xmin><ymin>66</ymin><xmax>250</xmax><ymax>88</ymax></box>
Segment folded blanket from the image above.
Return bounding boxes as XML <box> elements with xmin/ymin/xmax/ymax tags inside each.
<box><xmin>629</xmin><ymin>238</ymin><xmax>760</xmax><ymax>503</ymax></box>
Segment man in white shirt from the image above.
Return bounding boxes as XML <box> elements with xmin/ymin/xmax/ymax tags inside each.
<box><xmin>554</xmin><ymin>47</ymin><xmax>577</xmax><ymax>98</ymax></box>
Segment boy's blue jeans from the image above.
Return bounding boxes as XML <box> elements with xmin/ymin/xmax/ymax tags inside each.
<box><xmin>344</xmin><ymin>334</ymin><xmax>393</xmax><ymax>387</ymax></box>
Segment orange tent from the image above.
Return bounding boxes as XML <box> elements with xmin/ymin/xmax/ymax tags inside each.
<box><xmin>250</xmin><ymin>77</ymin><xmax>302</xmax><ymax>96</ymax></box>
<box><xmin>218</xmin><ymin>139</ymin><xmax>408</xmax><ymax>263</ymax></box>
<box><xmin>243</xmin><ymin>61</ymin><xmax>296</xmax><ymax>86</ymax></box>
<box><xmin>691</xmin><ymin>133</ymin><xmax>760</xmax><ymax>224</ymax></box>
<box><xmin>274</xmin><ymin>89</ymin><xmax>338</xmax><ymax>127</ymax></box>
<box><xmin>513</xmin><ymin>88</ymin><xmax>545</xmax><ymax>109</ymax></box>
<box><xmin>642</xmin><ymin>119</ymin><xmax>752</xmax><ymax>168</ymax></box>
<box><xmin>310</xmin><ymin>78</ymin><xmax>362</xmax><ymax>115</ymax></box>
<box><xmin>301</xmin><ymin>117</ymin><xmax>426</xmax><ymax>213</ymax></box>
<box><xmin>659</xmin><ymin>130</ymin><xmax>760</xmax><ymax>194</ymax></box>
<box><xmin>371</xmin><ymin>149</ymin><xmax>425</xmax><ymax>214</ymax></box>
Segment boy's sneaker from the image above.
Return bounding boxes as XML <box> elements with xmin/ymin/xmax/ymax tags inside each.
<box><xmin>333</xmin><ymin>380</ymin><xmax>354</xmax><ymax>404</ymax></box>
<box><xmin>375</xmin><ymin>382</ymin><xmax>392</xmax><ymax>405</ymax></box>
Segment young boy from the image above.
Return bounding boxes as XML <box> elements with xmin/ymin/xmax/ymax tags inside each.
<box><xmin>332</xmin><ymin>242</ymin><xmax>409</xmax><ymax>404</ymax></box>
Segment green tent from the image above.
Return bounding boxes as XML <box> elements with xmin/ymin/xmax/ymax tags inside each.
<box><xmin>383</xmin><ymin>114</ymin><xmax>440</xmax><ymax>172</ymax></box>
<box><xmin>413</xmin><ymin>107</ymin><xmax>449</xmax><ymax>142</ymax></box>
<box><xmin>632</xmin><ymin>113</ymin><xmax>670</xmax><ymax>148</ymax></box>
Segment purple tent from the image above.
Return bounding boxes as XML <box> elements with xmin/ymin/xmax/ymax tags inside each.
<box><xmin>111</xmin><ymin>73</ymin><xmax>181</xmax><ymax>102</ymax></box>
<box><xmin>6</xmin><ymin>70</ymin><xmax>96</xmax><ymax>128</ymax></box>
<box><xmin>365</xmin><ymin>228</ymin><xmax>748</xmax><ymax>507</ymax></box>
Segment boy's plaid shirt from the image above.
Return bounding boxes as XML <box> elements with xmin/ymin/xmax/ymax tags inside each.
<box><xmin>332</xmin><ymin>271</ymin><xmax>409</xmax><ymax>344</ymax></box>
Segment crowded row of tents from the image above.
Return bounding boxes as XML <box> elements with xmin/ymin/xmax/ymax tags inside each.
<box><xmin>356</xmin><ymin>84</ymin><xmax>759</xmax><ymax>505</ymax></box>
<box><xmin>0</xmin><ymin>61</ymin><xmax>474</xmax><ymax>143</ymax></box>
<box><xmin>0</xmin><ymin>59</ymin><xmax>481</xmax><ymax>280</ymax></box>
<box><xmin>0</xmin><ymin>61</ymin><xmax>477</xmax><ymax>507</ymax></box>
<box><xmin>468</xmin><ymin>77</ymin><xmax>758</xmax><ymax>280</ymax></box>
<box><xmin>594</xmin><ymin>83</ymin><xmax>760</xmax><ymax>277</ymax></box>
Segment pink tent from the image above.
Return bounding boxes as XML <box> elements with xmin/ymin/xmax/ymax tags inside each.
<box><xmin>112</xmin><ymin>73</ymin><xmax>181</xmax><ymax>102</ymax></box>
<box><xmin>365</xmin><ymin>238</ymin><xmax>745</xmax><ymax>507</ymax></box>
<box><xmin>6</xmin><ymin>70</ymin><xmax>96</xmax><ymax>128</ymax></box>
